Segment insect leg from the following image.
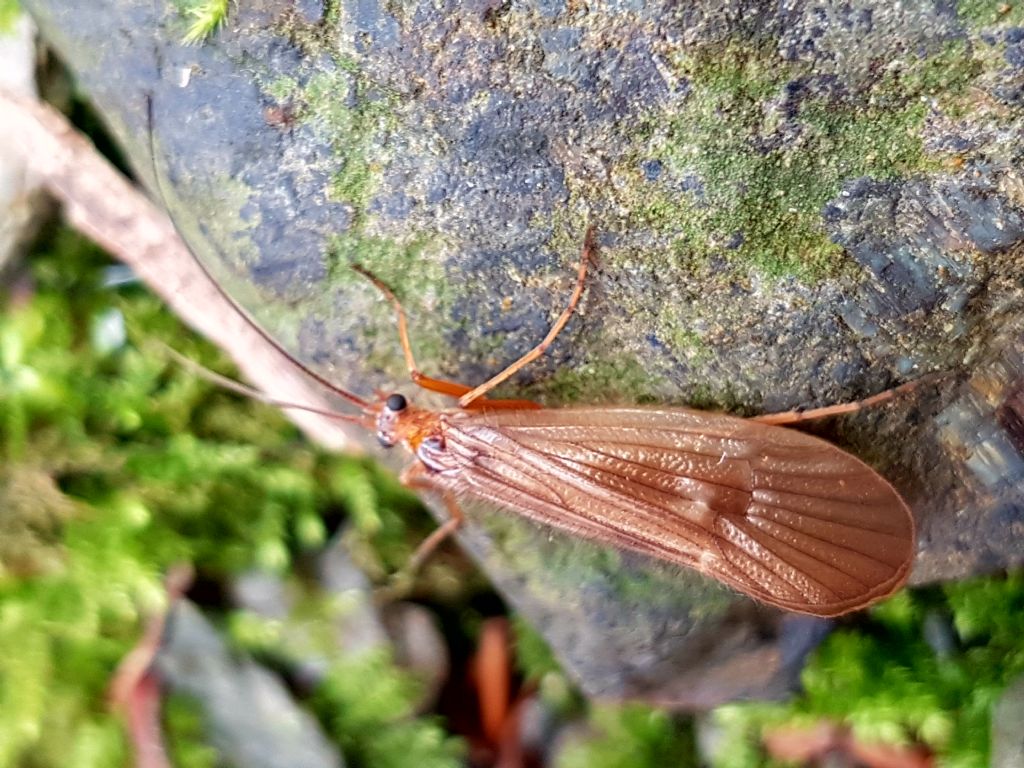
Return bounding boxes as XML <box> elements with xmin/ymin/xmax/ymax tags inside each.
<box><xmin>457</xmin><ymin>227</ymin><xmax>594</xmax><ymax>408</ymax></box>
<box><xmin>353</xmin><ymin>264</ymin><xmax>541</xmax><ymax>410</ymax></box>
<box><xmin>351</xmin><ymin>264</ymin><xmax>471</xmax><ymax>394</ymax></box>
<box><xmin>400</xmin><ymin>464</ymin><xmax>466</xmax><ymax>572</ymax></box>
<box><xmin>751</xmin><ymin>376</ymin><xmax>934</xmax><ymax>426</ymax></box>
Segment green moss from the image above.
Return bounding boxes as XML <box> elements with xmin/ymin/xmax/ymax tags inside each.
<box><xmin>649</xmin><ymin>303</ymin><xmax>713</xmax><ymax>369</ymax></box>
<box><xmin>164</xmin><ymin>696</ymin><xmax>219</xmax><ymax>768</ymax></box>
<box><xmin>151</xmin><ymin>163</ymin><xmax>256</xmax><ymax>277</ymax></box>
<box><xmin>957</xmin><ymin>0</ymin><xmax>1024</xmax><ymax>28</ymax></box>
<box><xmin>326</xmin><ymin>232</ymin><xmax>436</xmax><ymax>286</ymax></box>
<box><xmin>709</xmin><ymin>574</ymin><xmax>1024</xmax><ymax>767</ymax></box>
<box><xmin>172</xmin><ymin>0</ymin><xmax>231</xmax><ymax>45</ymax></box>
<box><xmin>319</xmin><ymin>230</ymin><xmax>452</xmax><ymax>384</ymax></box>
<box><xmin>0</xmin><ymin>224</ymin><xmax>446</xmax><ymax>766</ymax></box>
<box><xmin>324</xmin><ymin>455</ymin><xmax>436</xmax><ymax>578</ymax></box>
<box><xmin>0</xmin><ymin>0</ymin><xmax>19</xmax><ymax>34</ymax></box>
<box><xmin>0</xmin><ymin>469</ymin><xmax>76</xmax><ymax>579</ymax></box>
<box><xmin>256</xmin><ymin>69</ymin><xmax>454</xmax><ymax>377</ymax></box>
<box><xmin>526</xmin><ymin>355</ymin><xmax>671</xmax><ymax>404</ymax></box>
<box><xmin>147</xmin><ymin>137</ymin><xmax>266</xmax><ymax>316</ymax></box>
<box><xmin>618</xmin><ymin>40</ymin><xmax>980</xmax><ymax>280</ymax></box>
<box><xmin>556</xmin><ymin>704</ymin><xmax>698</xmax><ymax>768</ymax></box>
<box><xmin>511</xmin><ymin>614</ymin><xmax>562</xmax><ymax>681</ymax></box>
<box><xmin>273</xmin><ymin>0</ymin><xmax>349</xmax><ymax>58</ymax></box>
<box><xmin>265</xmin><ymin>70</ymin><xmax>398</xmax><ymax>219</ymax></box>
<box><xmin>310</xmin><ymin>647</ymin><xmax>463</xmax><ymax>768</ymax></box>
<box><xmin>710</xmin><ymin>703</ymin><xmax>794</xmax><ymax>768</ymax></box>
<box><xmin>323</xmin><ymin>0</ymin><xmax>341</xmax><ymax>27</ymax></box>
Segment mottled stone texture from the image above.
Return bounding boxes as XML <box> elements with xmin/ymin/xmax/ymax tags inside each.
<box><xmin>157</xmin><ymin>601</ymin><xmax>345</xmax><ymax>768</ymax></box>
<box><xmin>24</xmin><ymin>0</ymin><xmax>1024</xmax><ymax>705</ymax></box>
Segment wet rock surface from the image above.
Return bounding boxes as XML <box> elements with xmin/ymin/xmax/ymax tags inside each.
<box><xmin>25</xmin><ymin>0</ymin><xmax>1024</xmax><ymax>705</ymax></box>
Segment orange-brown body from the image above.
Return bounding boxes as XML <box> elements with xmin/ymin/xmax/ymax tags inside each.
<box><xmin>377</xmin><ymin>399</ymin><xmax>914</xmax><ymax>617</ymax></box>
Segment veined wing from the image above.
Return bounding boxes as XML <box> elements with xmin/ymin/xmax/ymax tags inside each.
<box><xmin>432</xmin><ymin>407</ymin><xmax>914</xmax><ymax>616</ymax></box>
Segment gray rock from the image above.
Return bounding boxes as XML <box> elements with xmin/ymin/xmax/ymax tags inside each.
<box><xmin>157</xmin><ymin>600</ymin><xmax>345</xmax><ymax>768</ymax></box>
<box><xmin>25</xmin><ymin>0</ymin><xmax>1024</xmax><ymax>706</ymax></box>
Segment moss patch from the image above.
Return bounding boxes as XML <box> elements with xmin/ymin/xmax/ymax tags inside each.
<box><xmin>957</xmin><ymin>0</ymin><xmax>1024</xmax><ymax>28</ymax></box>
<box><xmin>556</xmin><ymin>705</ymin><xmax>698</xmax><ymax>768</ymax></box>
<box><xmin>711</xmin><ymin>576</ymin><xmax>1024</xmax><ymax>766</ymax></box>
<box><xmin>265</xmin><ymin>69</ymin><xmax>398</xmax><ymax>220</ymax></box>
<box><xmin>522</xmin><ymin>354</ymin><xmax>671</xmax><ymax>405</ymax></box>
<box><xmin>0</xmin><ymin>0</ymin><xmax>20</xmax><ymax>33</ymax></box>
<box><xmin>171</xmin><ymin>0</ymin><xmax>231</xmax><ymax>45</ymax></box>
<box><xmin>0</xmin><ymin>224</ymin><xmax>450</xmax><ymax>767</ymax></box>
<box><xmin>613</xmin><ymin>40</ymin><xmax>980</xmax><ymax>281</ymax></box>
<box><xmin>259</xmin><ymin>65</ymin><xmax>459</xmax><ymax>379</ymax></box>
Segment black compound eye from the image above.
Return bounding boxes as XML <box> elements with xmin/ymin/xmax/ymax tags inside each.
<box><xmin>385</xmin><ymin>393</ymin><xmax>408</xmax><ymax>412</ymax></box>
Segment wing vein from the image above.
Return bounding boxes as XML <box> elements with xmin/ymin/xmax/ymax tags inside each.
<box><xmin>713</xmin><ymin>525</ymin><xmax>838</xmax><ymax>602</ymax></box>
<box><xmin>733</xmin><ymin>522</ymin><xmax>873</xmax><ymax>590</ymax></box>
<box><xmin>454</xmin><ymin>430</ymin><xmax>711</xmax><ymax>553</ymax></box>
<box><xmin>752</xmin><ymin>502</ymin><xmax>911</xmax><ymax>555</ymax></box>
<box><xmin>558</xmin><ymin>441</ymin><xmax>752</xmax><ymax>497</ymax></box>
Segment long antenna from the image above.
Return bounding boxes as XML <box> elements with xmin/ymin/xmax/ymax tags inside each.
<box><xmin>159</xmin><ymin>343</ymin><xmax>364</xmax><ymax>421</ymax></box>
<box><xmin>144</xmin><ymin>93</ymin><xmax>372</xmax><ymax>413</ymax></box>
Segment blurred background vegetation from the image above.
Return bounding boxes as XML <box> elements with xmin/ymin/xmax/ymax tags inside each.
<box><xmin>2</xmin><ymin>35</ymin><xmax>1024</xmax><ymax>768</ymax></box>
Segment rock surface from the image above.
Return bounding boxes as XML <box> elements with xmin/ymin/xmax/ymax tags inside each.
<box><xmin>24</xmin><ymin>0</ymin><xmax>1024</xmax><ymax>705</ymax></box>
<box><xmin>157</xmin><ymin>600</ymin><xmax>345</xmax><ymax>768</ymax></box>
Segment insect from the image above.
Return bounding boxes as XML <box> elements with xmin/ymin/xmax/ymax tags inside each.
<box><xmin>139</xmin><ymin>91</ymin><xmax>910</xmax><ymax>614</ymax></box>
<box><xmin>188</xmin><ymin>226</ymin><xmax>915</xmax><ymax>618</ymax></box>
